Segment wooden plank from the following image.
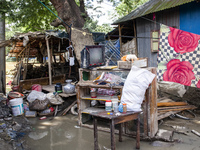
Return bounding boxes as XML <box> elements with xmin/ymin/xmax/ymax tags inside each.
<box><xmin>81</xmin><ymin>95</ymin><xmax>119</xmax><ymax>102</ymax></box>
<box><xmin>19</xmin><ymin>74</ymin><xmax>65</xmax><ymax>91</ymax></box>
<box><xmin>157</xmin><ymin>111</ymin><xmax>181</xmax><ymax>120</ymax></box>
<box><xmin>157</xmin><ymin>102</ymin><xmax>188</xmax><ymax>107</ymax></box>
<box><xmin>62</xmin><ymin>100</ymin><xmax>77</xmax><ymax>116</ymax></box>
<box><xmin>158</xmin><ymin>105</ymin><xmax>197</xmax><ymax>112</ymax></box>
<box><xmin>149</xmin><ymin>67</ymin><xmax>158</xmax><ymax>138</ymax></box>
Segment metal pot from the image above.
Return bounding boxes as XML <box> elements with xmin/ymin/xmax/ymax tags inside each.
<box><xmin>63</xmin><ymin>79</ymin><xmax>75</xmax><ymax>94</ymax></box>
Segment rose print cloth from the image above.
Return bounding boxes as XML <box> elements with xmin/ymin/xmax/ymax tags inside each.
<box><xmin>157</xmin><ymin>24</ymin><xmax>200</xmax><ymax>88</ymax></box>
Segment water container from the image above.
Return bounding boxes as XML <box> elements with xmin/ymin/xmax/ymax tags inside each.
<box><xmin>105</xmin><ymin>100</ymin><xmax>112</xmax><ymax>111</ymax></box>
<box><xmin>9</xmin><ymin>98</ymin><xmax>24</xmax><ymax>116</ymax></box>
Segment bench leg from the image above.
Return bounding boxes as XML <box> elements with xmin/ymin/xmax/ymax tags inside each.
<box><xmin>136</xmin><ymin>116</ymin><xmax>140</xmax><ymax>149</ymax></box>
<box><xmin>119</xmin><ymin>123</ymin><xmax>122</xmax><ymax>142</ymax></box>
<box><xmin>94</xmin><ymin>117</ymin><xmax>98</xmax><ymax>150</ymax></box>
<box><xmin>110</xmin><ymin>119</ymin><xmax>116</xmax><ymax>150</ymax></box>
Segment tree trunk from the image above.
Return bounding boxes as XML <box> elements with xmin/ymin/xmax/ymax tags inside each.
<box><xmin>50</xmin><ymin>0</ymin><xmax>85</xmax><ymax>30</ymax></box>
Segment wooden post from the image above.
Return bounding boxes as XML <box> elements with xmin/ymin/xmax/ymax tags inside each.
<box><xmin>118</xmin><ymin>24</ymin><xmax>122</xmax><ymax>55</ymax></box>
<box><xmin>133</xmin><ymin>20</ymin><xmax>138</xmax><ymax>57</ymax></box>
<box><xmin>45</xmin><ymin>37</ymin><xmax>52</xmax><ymax>85</ymax></box>
<box><xmin>0</xmin><ymin>13</ymin><xmax>5</xmax><ymax>94</ymax></box>
<box><xmin>23</xmin><ymin>45</ymin><xmax>30</xmax><ymax>80</ymax></box>
<box><xmin>149</xmin><ymin>68</ymin><xmax>158</xmax><ymax>137</ymax></box>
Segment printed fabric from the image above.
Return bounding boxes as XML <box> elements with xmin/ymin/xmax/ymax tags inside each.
<box><xmin>157</xmin><ymin>24</ymin><xmax>200</xmax><ymax>88</ymax></box>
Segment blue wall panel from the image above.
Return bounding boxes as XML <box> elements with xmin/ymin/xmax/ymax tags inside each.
<box><xmin>180</xmin><ymin>2</ymin><xmax>200</xmax><ymax>35</ymax></box>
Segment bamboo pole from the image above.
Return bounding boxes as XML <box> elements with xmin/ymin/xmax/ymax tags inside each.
<box><xmin>45</xmin><ymin>37</ymin><xmax>52</xmax><ymax>85</ymax></box>
<box><xmin>118</xmin><ymin>24</ymin><xmax>122</xmax><ymax>54</ymax></box>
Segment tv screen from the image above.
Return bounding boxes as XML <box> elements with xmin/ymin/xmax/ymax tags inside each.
<box><xmin>81</xmin><ymin>45</ymin><xmax>105</xmax><ymax>68</ymax></box>
<box><xmin>89</xmin><ymin>47</ymin><xmax>103</xmax><ymax>65</ymax></box>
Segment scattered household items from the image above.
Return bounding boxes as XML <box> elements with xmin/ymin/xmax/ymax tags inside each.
<box><xmin>117</xmin><ymin>57</ymin><xmax>148</xmax><ymax>69</ymax></box>
<box><xmin>155</xmin><ymin>129</ymin><xmax>174</xmax><ymax>142</ymax></box>
<box><xmin>9</xmin><ymin>98</ymin><xmax>24</xmax><ymax>116</ymax></box>
<box><xmin>81</xmin><ymin>45</ymin><xmax>105</xmax><ymax>68</ymax></box>
<box><xmin>91</xmin><ymin>111</ymin><xmax>141</xmax><ymax>150</ymax></box>
<box><xmin>31</xmin><ymin>84</ymin><xmax>42</xmax><ymax>92</ymax></box>
<box><xmin>105</xmin><ymin>100</ymin><xmax>112</xmax><ymax>111</ymax></box>
<box><xmin>27</xmin><ymin>90</ymin><xmax>47</xmax><ymax>103</ymax></box>
<box><xmin>120</xmin><ymin>66</ymin><xmax>155</xmax><ymax>111</ymax></box>
<box><xmin>191</xmin><ymin>130</ymin><xmax>200</xmax><ymax>137</ymax></box>
<box><xmin>157</xmin><ymin>97</ymin><xmax>197</xmax><ymax>120</ymax></box>
<box><xmin>46</xmin><ymin>93</ymin><xmax>64</xmax><ymax>105</ymax></box>
<box><xmin>158</xmin><ymin>81</ymin><xmax>186</xmax><ymax>98</ymax></box>
<box><xmin>63</xmin><ymin>79</ymin><xmax>75</xmax><ymax>94</ymax></box>
<box><xmin>29</xmin><ymin>99</ymin><xmax>49</xmax><ymax>111</ymax></box>
<box><xmin>25</xmin><ymin>111</ymin><xmax>37</xmax><ymax>117</ymax></box>
<box><xmin>8</xmin><ymin>91</ymin><xmax>24</xmax><ymax>100</ymax></box>
<box><xmin>55</xmin><ymin>83</ymin><xmax>63</xmax><ymax>93</ymax></box>
<box><xmin>39</xmin><ymin>107</ymin><xmax>54</xmax><ymax>116</ymax></box>
<box><xmin>90</xmin><ymin>88</ymin><xmax>97</xmax><ymax>98</ymax></box>
<box><xmin>121</xmin><ymin>54</ymin><xmax>138</xmax><ymax>62</ymax></box>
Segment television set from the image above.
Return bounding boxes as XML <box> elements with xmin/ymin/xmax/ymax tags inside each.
<box><xmin>81</xmin><ymin>45</ymin><xmax>105</xmax><ymax>68</ymax></box>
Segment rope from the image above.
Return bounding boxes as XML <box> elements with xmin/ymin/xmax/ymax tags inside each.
<box><xmin>37</xmin><ymin>0</ymin><xmax>72</xmax><ymax>28</ymax></box>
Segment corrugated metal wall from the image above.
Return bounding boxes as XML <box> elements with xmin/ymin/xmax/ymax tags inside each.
<box><xmin>136</xmin><ymin>7</ymin><xmax>180</xmax><ymax>67</ymax></box>
<box><xmin>180</xmin><ymin>1</ymin><xmax>200</xmax><ymax>35</ymax></box>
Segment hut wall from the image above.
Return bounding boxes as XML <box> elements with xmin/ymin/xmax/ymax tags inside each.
<box><xmin>136</xmin><ymin>7</ymin><xmax>180</xmax><ymax>67</ymax></box>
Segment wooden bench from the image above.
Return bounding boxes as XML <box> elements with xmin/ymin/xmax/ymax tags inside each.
<box><xmin>89</xmin><ymin>111</ymin><xmax>141</xmax><ymax>150</ymax></box>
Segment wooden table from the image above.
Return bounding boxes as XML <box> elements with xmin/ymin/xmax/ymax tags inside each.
<box><xmin>90</xmin><ymin>111</ymin><xmax>141</xmax><ymax>150</ymax></box>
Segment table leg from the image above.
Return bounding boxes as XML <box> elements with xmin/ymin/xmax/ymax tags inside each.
<box><xmin>136</xmin><ymin>116</ymin><xmax>140</xmax><ymax>149</ymax></box>
<box><xmin>94</xmin><ymin>117</ymin><xmax>98</xmax><ymax>150</ymax></box>
<box><xmin>119</xmin><ymin>123</ymin><xmax>122</xmax><ymax>142</ymax></box>
<box><xmin>110</xmin><ymin>119</ymin><xmax>116</xmax><ymax>150</ymax></box>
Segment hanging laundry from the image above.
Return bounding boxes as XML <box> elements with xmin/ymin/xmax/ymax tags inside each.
<box><xmin>157</xmin><ymin>24</ymin><xmax>200</xmax><ymax>88</ymax></box>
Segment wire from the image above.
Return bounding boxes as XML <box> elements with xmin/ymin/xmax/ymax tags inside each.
<box><xmin>108</xmin><ymin>35</ymin><xmax>159</xmax><ymax>39</ymax></box>
<box><xmin>37</xmin><ymin>0</ymin><xmax>71</xmax><ymax>28</ymax></box>
<box><xmin>140</xmin><ymin>16</ymin><xmax>162</xmax><ymax>26</ymax></box>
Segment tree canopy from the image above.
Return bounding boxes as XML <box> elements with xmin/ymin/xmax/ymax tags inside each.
<box><xmin>1</xmin><ymin>0</ymin><xmax>147</xmax><ymax>35</ymax></box>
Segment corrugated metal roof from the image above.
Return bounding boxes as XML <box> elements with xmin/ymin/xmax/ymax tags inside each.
<box><xmin>113</xmin><ymin>0</ymin><xmax>195</xmax><ymax>24</ymax></box>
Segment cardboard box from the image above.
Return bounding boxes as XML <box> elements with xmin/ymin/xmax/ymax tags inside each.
<box><xmin>117</xmin><ymin>57</ymin><xmax>148</xmax><ymax>69</ymax></box>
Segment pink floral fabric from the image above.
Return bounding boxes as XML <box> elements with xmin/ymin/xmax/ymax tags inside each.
<box><xmin>168</xmin><ymin>27</ymin><xmax>200</xmax><ymax>54</ymax></box>
<box><xmin>158</xmin><ymin>25</ymin><xmax>200</xmax><ymax>88</ymax></box>
<box><xmin>163</xmin><ymin>59</ymin><xmax>195</xmax><ymax>86</ymax></box>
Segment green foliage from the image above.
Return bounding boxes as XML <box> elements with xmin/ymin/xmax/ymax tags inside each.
<box><xmin>113</xmin><ymin>0</ymin><xmax>149</xmax><ymax>18</ymax></box>
<box><xmin>5</xmin><ymin>0</ymin><xmax>63</xmax><ymax>33</ymax></box>
<box><xmin>83</xmin><ymin>18</ymin><xmax>113</xmax><ymax>33</ymax></box>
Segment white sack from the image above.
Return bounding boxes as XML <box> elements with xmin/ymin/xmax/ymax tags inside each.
<box><xmin>121</xmin><ymin>66</ymin><xmax>155</xmax><ymax>111</ymax></box>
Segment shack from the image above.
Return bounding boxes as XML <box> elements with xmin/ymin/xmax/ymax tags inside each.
<box><xmin>108</xmin><ymin>0</ymin><xmax>200</xmax><ymax>67</ymax></box>
<box><xmin>107</xmin><ymin>0</ymin><xmax>199</xmax><ymax>132</ymax></box>
<box><xmin>6</xmin><ymin>30</ymin><xmax>81</xmax><ymax>91</ymax></box>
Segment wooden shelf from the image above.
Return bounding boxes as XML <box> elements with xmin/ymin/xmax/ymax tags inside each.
<box><xmin>77</xmin><ymin>81</ymin><xmax>123</xmax><ymax>89</ymax></box>
<box><xmin>81</xmin><ymin>95</ymin><xmax>119</xmax><ymax>102</ymax></box>
<box><xmin>81</xmin><ymin>107</ymin><xmax>104</xmax><ymax>114</ymax></box>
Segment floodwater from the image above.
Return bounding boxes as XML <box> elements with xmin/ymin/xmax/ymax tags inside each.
<box><xmin>25</xmin><ymin>114</ymin><xmax>200</xmax><ymax>150</ymax></box>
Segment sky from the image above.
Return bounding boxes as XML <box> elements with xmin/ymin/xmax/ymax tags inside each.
<box><xmin>86</xmin><ymin>0</ymin><xmax>116</xmax><ymax>25</ymax></box>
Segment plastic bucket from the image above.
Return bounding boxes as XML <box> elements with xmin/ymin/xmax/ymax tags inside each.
<box><xmin>9</xmin><ymin>98</ymin><xmax>24</xmax><ymax>116</ymax></box>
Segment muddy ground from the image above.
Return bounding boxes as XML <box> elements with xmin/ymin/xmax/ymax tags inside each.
<box><xmin>1</xmin><ymin>113</ymin><xmax>199</xmax><ymax>150</ymax></box>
